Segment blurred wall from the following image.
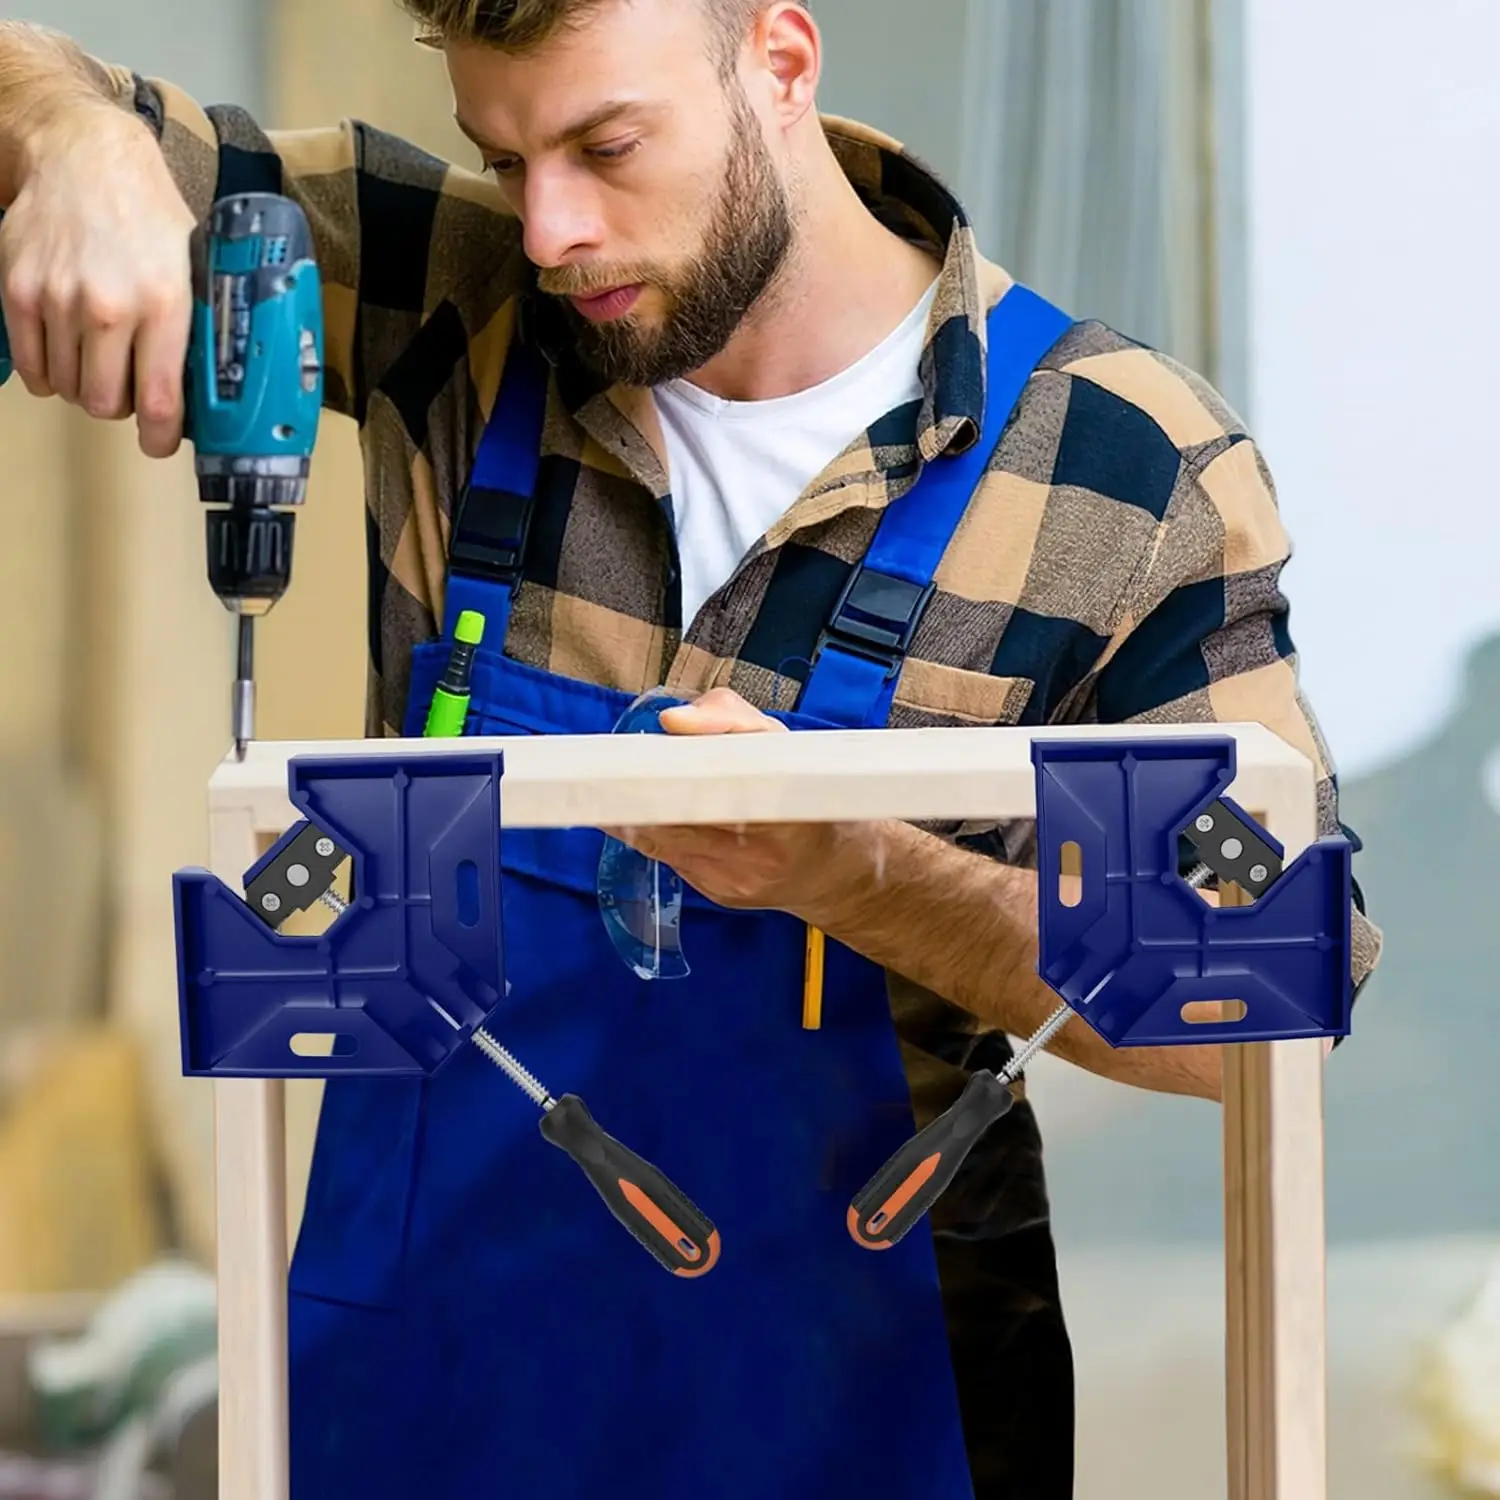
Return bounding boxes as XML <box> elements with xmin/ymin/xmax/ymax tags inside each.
<box><xmin>5</xmin><ymin>0</ymin><xmax>264</xmax><ymax>111</ymax></box>
<box><xmin>0</xmin><ymin>2</ymin><xmax>265</xmax><ymax>1279</ymax></box>
<box><xmin>815</xmin><ymin>0</ymin><xmax>970</xmax><ymax>182</ymax></box>
<box><xmin>1243</xmin><ymin>0</ymin><xmax>1500</xmax><ymax>1250</ymax></box>
<box><xmin>1244</xmin><ymin>0</ymin><xmax>1500</xmax><ymax>777</ymax></box>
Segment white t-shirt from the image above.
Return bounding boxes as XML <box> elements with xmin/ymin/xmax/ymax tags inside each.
<box><xmin>654</xmin><ymin>280</ymin><xmax>938</xmax><ymax>630</ymax></box>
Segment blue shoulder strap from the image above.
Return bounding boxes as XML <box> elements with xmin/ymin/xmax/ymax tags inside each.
<box><xmin>796</xmin><ymin>285</ymin><xmax>1075</xmax><ymax>730</ymax></box>
<box><xmin>440</xmin><ymin>334</ymin><xmax>550</xmax><ymax>642</ymax></box>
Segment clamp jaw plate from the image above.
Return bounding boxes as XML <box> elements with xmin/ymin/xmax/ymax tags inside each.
<box><xmin>173</xmin><ymin>752</ymin><xmax>506</xmax><ymax>1078</ymax></box>
<box><xmin>1032</xmin><ymin>737</ymin><xmax>1353</xmax><ymax>1046</ymax></box>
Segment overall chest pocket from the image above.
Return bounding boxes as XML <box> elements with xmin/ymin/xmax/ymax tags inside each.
<box><xmin>403</xmin><ymin>639</ymin><xmax>644</xmax><ymax>894</ymax></box>
<box><xmin>403</xmin><ymin>640</ymin><xmax>562</xmax><ymax>738</ymax></box>
<box><xmin>889</xmin><ymin>657</ymin><xmax>1037</xmax><ymax>728</ymax></box>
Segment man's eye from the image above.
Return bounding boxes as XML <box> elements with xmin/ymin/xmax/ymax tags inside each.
<box><xmin>586</xmin><ymin>139</ymin><xmax>641</xmax><ymax>164</ymax></box>
<box><xmin>484</xmin><ymin>156</ymin><xmax>522</xmax><ymax>177</ymax></box>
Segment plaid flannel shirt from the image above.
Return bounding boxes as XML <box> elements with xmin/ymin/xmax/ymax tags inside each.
<box><xmin>93</xmin><ymin>60</ymin><xmax>1381</xmax><ymax>1492</ymax></box>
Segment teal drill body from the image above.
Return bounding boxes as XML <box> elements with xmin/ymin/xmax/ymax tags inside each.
<box><xmin>187</xmin><ymin>199</ymin><xmax>323</xmax><ymax>461</ymax></box>
<box><xmin>185</xmin><ymin>193</ymin><xmax>324</xmax><ymax>616</ymax></box>
<box><xmin>0</xmin><ymin>194</ymin><xmax>324</xmax><ymax>748</ymax></box>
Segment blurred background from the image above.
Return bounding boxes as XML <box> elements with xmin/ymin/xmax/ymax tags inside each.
<box><xmin>0</xmin><ymin>0</ymin><xmax>1494</xmax><ymax>1495</ymax></box>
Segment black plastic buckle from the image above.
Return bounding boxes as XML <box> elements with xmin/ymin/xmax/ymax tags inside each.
<box><xmin>448</xmin><ymin>484</ymin><xmax>534</xmax><ymax>587</ymax></box>
<box><xmin>815</xmin><ymin>567</ymin><xmax>935</xmax><ymax>678</ymax></box>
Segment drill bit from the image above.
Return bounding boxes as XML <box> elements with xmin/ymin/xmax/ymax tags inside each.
<box><xmin>232</xmin><ymin>616</ymin><xmax>255</xmax><ymax>761</ymax></box>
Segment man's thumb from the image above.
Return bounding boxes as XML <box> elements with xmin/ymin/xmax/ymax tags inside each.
<box><xmin>658</xmin><ymin>692</ymin><xmax>783</xmax><ymax>735</ymax></box>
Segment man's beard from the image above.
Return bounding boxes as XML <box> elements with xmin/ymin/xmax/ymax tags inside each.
<box><xmin>541</xmin><ymin>97</ymin><xmax>794</xmax><ymax>388</ymax></box>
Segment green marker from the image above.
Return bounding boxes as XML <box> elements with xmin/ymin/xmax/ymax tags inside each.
<box><xmin>423</xmin><ymin>610</ymin><xmax>485</xmax><ymax>737</ymax></box>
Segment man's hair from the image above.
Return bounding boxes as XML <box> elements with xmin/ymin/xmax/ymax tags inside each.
<box><xmin>402</xmin><ymin>0</ymin><xmax>807</xmax><ymax>75</ymax></box>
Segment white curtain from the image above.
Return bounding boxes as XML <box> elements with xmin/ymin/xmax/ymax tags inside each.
<box><xmin>957</xmin><ymin>0</ymin><xmax>1242</xmax><ymax>405</ymax></box>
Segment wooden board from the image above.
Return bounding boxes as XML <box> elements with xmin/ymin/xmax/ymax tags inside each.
<box><xmin>212</xmin><ymin>720</ymin><xmax>1312</xmax><ymax>831</ymax></box>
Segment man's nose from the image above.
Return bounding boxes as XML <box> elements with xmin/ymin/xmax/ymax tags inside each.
<box><xmin>521</xmin><ymin>169</ymin><xmax>604</xmax><ymax>268</ymax></box>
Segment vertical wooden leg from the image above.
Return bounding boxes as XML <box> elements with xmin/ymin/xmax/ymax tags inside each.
<box><xmin>1223</xmin><ymin>1038</ymin><xmax>1328</xmax><ymax>1500</ymax></box>
<box><xmin>215</xmin><ymin>1079</ymin><xmax>290</xmax><ymax>1500</ymax></box>
<box><xmin>210</xmin><ymin>805</ymin><xmax>291</xmax><ymax>1500</ymax></box>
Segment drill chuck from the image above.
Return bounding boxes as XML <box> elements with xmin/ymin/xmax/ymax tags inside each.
<box><xmin>206</xmin><ymin>505</ymin><xmax>298</xmax><ymax>614</ymax></box>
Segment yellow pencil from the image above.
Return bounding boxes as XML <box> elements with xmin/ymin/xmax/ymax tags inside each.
<box><xmin>802</xmin><ymin>925</ymin><xmax>825</xmax><ymax>1030</ymax></box>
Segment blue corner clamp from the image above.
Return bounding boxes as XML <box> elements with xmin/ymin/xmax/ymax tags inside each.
<box><xmin>173</xmin><ymin>751</ymin><xmax>506</xmax><ymax>1078</ymax></box>
<box><xmin>1031</xmin><ymin>736</ymin><xmax>1353</xmax><ymax>1046</ymax></box>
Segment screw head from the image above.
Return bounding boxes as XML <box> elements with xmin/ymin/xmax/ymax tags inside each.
<box><xmin>1195</xmin><ymin>814</ymin><xmax>1215</xmax><ymax>832</ymax></box>
<box><xmin>1220</xmin><ymin>837</ymin><xmax>1243</xmax><ymax>860</ymax></box>
<box><xmin>260</xmin><ymin>892</ymin><xmax>282</xmax><ymax>913</ymax></box>
<box><xmin>315</xmin><ymin>837</ymin><xmax>335</xmax><ymax>858</ymax></box>
<box><xmin>1249</xmin><ymin>863</ymin><xmax>1268</xmax><ymax>883</ymax></box>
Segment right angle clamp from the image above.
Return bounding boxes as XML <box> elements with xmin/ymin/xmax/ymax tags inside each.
<box><xmin>1030</xmin><ymin>734</ymin><xmax>1352</xmax><ymax>1047</ymax></box>
<box><xmin>845</xmin><ymin>733</ymin><xmax>1353</xmax><ymax>1252</ymax></box>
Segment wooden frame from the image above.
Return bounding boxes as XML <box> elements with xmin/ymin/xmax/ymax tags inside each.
<box><xmin>204</xmin><ymin>721</ymin><xmax>1326</xmax><ymax>1500</ymax></box>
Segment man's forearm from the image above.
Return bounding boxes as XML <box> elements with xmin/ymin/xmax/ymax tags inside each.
<box><xmin>804</xmin><ymin>819</ymin><xmax>1224</xmax><ymax>1101</ymax></box>
<box><xmin>0</xmin><ymin>22</ymin><xmax>124</xmax><ymax>201</ymax></box>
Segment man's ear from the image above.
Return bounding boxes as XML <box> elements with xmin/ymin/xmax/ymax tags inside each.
<box><xmin>749</xmin><ymin>2</ymin><xmax>820</xmax><ymax>130</ymax></box>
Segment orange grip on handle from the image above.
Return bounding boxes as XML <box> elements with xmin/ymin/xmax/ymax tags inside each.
<box><xmin>540</xmin><ymin>1093</ymin><xmax>721</xmax><ymax>1276</ymax></box>
<box><xmin>848</xmin><ymin>1071</ymin><xmax>1014</xmax><ymax>1249</ymax></box>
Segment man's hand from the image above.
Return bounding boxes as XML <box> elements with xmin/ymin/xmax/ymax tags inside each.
<box><xmin>604</xmin><ymin>687</ymin><xmax>867</xmax><ymax>916</ymax></box>
<box><xmin>0</xmin><ymin>30</ymin><xmax>197</xmax><ymax>456</ymax></box>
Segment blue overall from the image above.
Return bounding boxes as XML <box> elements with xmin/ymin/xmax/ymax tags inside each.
<box><xmin>284</xmin><ymin>286</ymin><xmax>1074</xmax><ymax>1498</ymax></box>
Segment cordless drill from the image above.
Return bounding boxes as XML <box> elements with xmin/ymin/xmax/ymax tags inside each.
<box><xmin>0</xmin><ymin>192</ymin><xmax>324</xmax><ymax>756</ymax></box>
<box><xmin>186</xmin><ymin>193</ymin><xmax>324</xmax><ymax>756</ymax></box>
